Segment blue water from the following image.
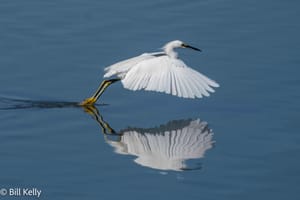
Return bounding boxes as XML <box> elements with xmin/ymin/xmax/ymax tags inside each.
<box><xmin>1</xmin><ymin>0</ymin><xmax>300</xmax><ymax>199</ymax></box>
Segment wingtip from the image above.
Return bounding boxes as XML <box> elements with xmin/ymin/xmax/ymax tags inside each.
<box><xmin>211</xmin><ymin>81</ymin><xmax>220</xmax><ymax>88</ymax></box>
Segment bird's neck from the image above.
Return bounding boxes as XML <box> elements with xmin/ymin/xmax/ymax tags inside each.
<box><xmin>164</xmin><ymin>47</ymin><xmax>178</xmax><ymax>58</ymax></box>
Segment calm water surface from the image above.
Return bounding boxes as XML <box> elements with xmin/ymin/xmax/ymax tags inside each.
<box><xmin>0</xmin><ymin>0</ymin><xmax>299</xmax><ymax>199</ymax></box>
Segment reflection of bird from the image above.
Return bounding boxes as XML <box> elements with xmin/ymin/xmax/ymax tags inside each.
<box><xmin>81</xmin><ymin>40</ymin><xmax>219</xmax><ymax>105</ymax></box>
<box><xmin>83</xmin><ymin>106</ymin><xmax>215</xmax><ymax>171</ymax></box>
<box><xmin>109</xmin><ymin>119</ymin><xmax>214</xmax><ymax>171</ymax></box>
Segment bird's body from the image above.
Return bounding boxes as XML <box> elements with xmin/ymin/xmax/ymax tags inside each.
<box><xmin>81</xmin><ymin>40</ymin><xmax>219</xmax><ymax>105</ymax></box>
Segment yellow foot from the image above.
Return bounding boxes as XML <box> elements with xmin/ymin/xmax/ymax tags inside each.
<box><xmin>80</xmin><ymin>97</ymin><xmax>97</xmax><ymax>106</ymax></box>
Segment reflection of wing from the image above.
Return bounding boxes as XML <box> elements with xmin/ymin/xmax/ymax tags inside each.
<box><xmin>106</xmin><ymin>119</ymin><xmax>214</xmax><ymax>171</ymax></box>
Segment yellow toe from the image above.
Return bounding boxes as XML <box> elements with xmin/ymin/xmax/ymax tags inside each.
<box><xmin>80</xmin><ymin>97</ymin><xmax>97</xmax><ymax>106</ymax></box>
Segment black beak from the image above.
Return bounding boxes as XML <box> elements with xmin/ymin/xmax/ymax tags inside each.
<box><xmin>182</xmin><ymin>43</ymin><xmax>202</xmax><ymax>52</ymax></box>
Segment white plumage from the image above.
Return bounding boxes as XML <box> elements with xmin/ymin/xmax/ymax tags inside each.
<box><xmin>104</xmin><ymin>40</ymin><xmax>219</xmax><ymax>99</ymax></box>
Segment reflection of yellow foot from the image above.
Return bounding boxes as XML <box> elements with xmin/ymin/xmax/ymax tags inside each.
<box><xmin>82</xmin><ymin>105</ymin><xmax>97</xmax><ymax>115</ymax></box>
<box><xmin>80</xmin><ymin>97</ymin><xmax>97</xmax><ymax>106</ymax></box>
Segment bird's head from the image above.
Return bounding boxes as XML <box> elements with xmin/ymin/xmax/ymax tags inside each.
<box><xmin>163</xmin><ymin>40</ymin><xmax>201</xmax><ymax>58</ymax></box>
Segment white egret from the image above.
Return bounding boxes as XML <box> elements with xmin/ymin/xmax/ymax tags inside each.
<box><xmin>81</xmin><ymin>40</ymin><xmax>219</xmax><ymax>105</ymax></box>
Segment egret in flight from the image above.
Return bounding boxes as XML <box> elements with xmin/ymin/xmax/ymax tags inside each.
<box><xmin>80</xmin><ymin>40</ymin><xmax>219</xmax><ymax>105</ymax></box>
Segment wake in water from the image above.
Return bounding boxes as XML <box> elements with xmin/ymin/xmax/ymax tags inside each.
<box><xmin>0</xmin><ymin>96</ymin><xmax>106</xmax><ymax>110</ymax></box>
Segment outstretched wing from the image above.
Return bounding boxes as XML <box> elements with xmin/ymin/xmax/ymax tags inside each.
<box><xmin>103</xmin><ymin>52</ymin><xmax>164</xmax><ymax>78</ymax></box>
<box><xmin>121</xmin><ymin>56</ymin><xmax>219</xmax><ymax>98</ymax></box>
